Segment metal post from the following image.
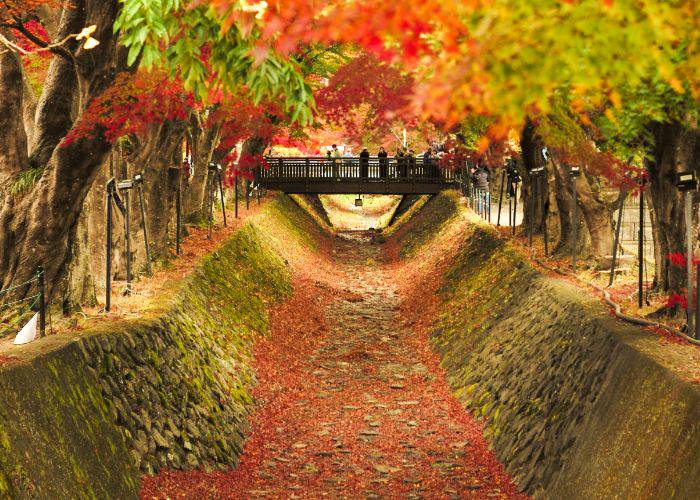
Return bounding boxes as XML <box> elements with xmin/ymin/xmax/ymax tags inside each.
<box><xmin>609</xmin><ymin>191</ymin><xmax>626</xmax><ymax>287</ymax></box>
<box><xmin>234</xmin><ymin>176</ymin><xmax>239</xmax><ymax>219</ymax></box>
<box><xmin>638</xmin><ymin>186</ymin><xmax>644</xmax><ymax>309</ymax></box>
<box><xmin>175</xmin><ymin>176</ymin><xmax>181</xmax><ymax>255</ymax></box>
<box><xmin>217</xmin><ymin>169</ymin><xmax>227</xmax><ymax>227</ymax></box>
<box><xmin>685</xmin><ymin>190</ymin><xmax>694</xmax><ymax>330</ymax></box>
<box><xmin>37</xmin><ymin>266</ymin><xmax>46</xmax><ymax>337</ymax></box>
<box><xmin>696</xmin><ymin>249</ymin><xmax>700</xmax><ymax>340</ymax></box>
<box><xmin>207</xmin><ymin>174</ymin><xmax>214</xmax><ymax>240</ymax></box>
<box><xmin>508</xmin><ymin>179</ymin><xmax>512</xmax><ymax>228</ymax></box>
<box><xmin>497</xmin><ymin>170</ymin><xmax>505</xmax><ymax>226</ymax></box>
<box><xmin>137</xmin><ymin>185</ymin><xmax>151</xmax><ymax>275</ymax></box>
<box><xmin>571</xmin><ymin>175</ymin><xmax>578</xmax><ymax>271</ymax></box>
<box><xmin>256</xmin><ymin>167</ymin><xmax>262</xmax><ymax>205</ymax></box>
<box><xmin>105</xmin><ymin>187</ymin><xmax>113</xmax><ymax>312</ymax></box>
<box><xmin>512</xmin><ymin>181</ymin><xmax>518</xmax><ymax>237</ymax></box>
<box><xmin>528</xmin><ymin>177</ymin><xmax>536</xmax><ymax>246</ymax></box>
<box><xmin>124</xmin><ymin>190</ymin><xmax>132</xmax><ymax>295</ymax></box>
<box><xmin>541</xmin><ymin>176</ymin><xmax>549</xmax><ymax>256</ymax></box>
<box><xmin>487</xmin><ymin>191</ymin><xmax>491</xmax><ymax>223</ymax></box>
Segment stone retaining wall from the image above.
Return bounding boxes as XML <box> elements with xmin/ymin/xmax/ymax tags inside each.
<box><xmin>0</xmin><ymin>195</ymin><xmax>320</xmax><ymax>498</ymax></box>
<box><xmin>422</xmin><ymin>223</ymin><xmax>700</xmax><ymax>498</ymax></box>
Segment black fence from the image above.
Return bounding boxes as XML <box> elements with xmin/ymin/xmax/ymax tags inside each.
<box><xmin>260</xmin><ymin>156</ymin><xmax>457</xmax><ymax>180</ymax></box>
<box><xmin>0</xmin><ymin>267</ymin><xmax>46</xmax><ymax>339</ymax></box>
<box><xmin>257</xmin><ymin>156</ymin><xmax>461</xmax><ymax>194</ymax></box>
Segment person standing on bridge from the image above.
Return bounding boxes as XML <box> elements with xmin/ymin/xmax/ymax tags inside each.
<box><xmin>378</xmin><ymin>147</ymin><xmax>388</xmax><ymax>179</ymax></box>
<box><xmin>407</xmin><ymin>149</ymin><xmax>416</xmax><ymax>178</ymax></box>
<box><xmin>397</xmin><ymin>147</ymin><xmax>407</xmax><ymax>178</ymax></box>
<box><xmin>423</xmin><ymin>147</ymin><xmax>434</xmax><ymax>178</ymax></box>
<box><xmin>360</xmin><ymin>148</ymin><xmax>370</xmax><ymax>178</ymax></box>
<box><xmin>331</xmin><ymin>144</ymin><xmax>341</xmax><ymax>179</ymax></box>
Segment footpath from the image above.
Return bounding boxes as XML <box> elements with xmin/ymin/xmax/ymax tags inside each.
<box><xmin>143</xmin><ymin>231</ymin><xmax>523</xmax><ymax>498</ymax></box>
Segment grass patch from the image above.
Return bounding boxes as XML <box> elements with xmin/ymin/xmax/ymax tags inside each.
<box><xmin>10</xmin><ymin>167</ymin><xmax>44</xmax><ymax>196</ymax></box>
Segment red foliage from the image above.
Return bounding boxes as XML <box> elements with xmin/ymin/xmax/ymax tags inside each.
<box><xmin>550</xmin><ymin>144</ymin><xmax>647</xmax><ymax>192</ymax></box>
<box><xmin>254</xmin><ymin>1</ymin><xmax>448</xmax><ymax>64</ymax></box>
<box><xmin>316</xmin><ymin>53</ymin><xmax>415</xmax><ymax>140</ymax></box>
<box><xmin>11</xmin><ymin>19</ymin><xmax>52</xmax><ymax>62</ymax></box>
<box><xmin>63</xmin><ymin>71</ymin><xmax>193</xmax><ymax>146</ymax></box>
<box><xmin>438</xmin><ymin>137</ymin><xmax>517</xmax><ymax>171</ymax></box>
<box><xmin>667</xmin><ymin>293</ymin><xmax>688</xmax><ymax>310</ymax></box>
<box><xmin>1</xmin><ymin>1</ymin><xmax>63</xmax><ymax>21</ymax></box>
<box><xmin>668</xmin><ymin>252</ymin><xmax>688</xmax><ymax>268</ymax></box>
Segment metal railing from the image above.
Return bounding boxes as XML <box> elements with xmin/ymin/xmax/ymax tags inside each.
<box><xmin>258</xmin><ymin>156</ymin><xmax>459</xmax><ymax>183</ymax></box>
<box><xmin>0</xmin><ymin>267</ymin><xmax>46</xmax><ymax>338</ymax></box>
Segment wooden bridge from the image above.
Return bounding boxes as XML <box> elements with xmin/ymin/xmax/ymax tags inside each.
<box><xmin>256</xmin><ymin>156</ymin><xmax>462</xmax><ymax>194</ymax></box>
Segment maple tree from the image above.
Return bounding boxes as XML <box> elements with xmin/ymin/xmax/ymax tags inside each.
<box><xmin>0</xmin><ymin>0</ymin><xmax>697</xmax><ymax>309</ymax></box>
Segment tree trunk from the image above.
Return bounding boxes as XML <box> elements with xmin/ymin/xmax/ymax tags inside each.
<box><xmin>183</xmin><ymin>116</ymin><xmax>220</xmax><ymax>223</ymax></box>
<box><xmin>0</xmin><ymin>45</ymin><xmax>28</xmax><ymax>184</ymax></box>
<box><xmin>28</xmin><ymin>4</ymin><xmax>84</xmax><ymax>168</ymax></box>
<box><xmin>646</xmin><ymin>120</ymin><xmax>700</xmax><ymax>292</ymax></box>
<box><xmin>575</xmin><ymin>172</ymin><xmax>614</xmax><ymax>260</ymax></box>
<box><xmin>128</xmin><ymin>121</ymin><xmax>188</xmax><ymax>264</ymax></box>
<box><xmin>550</xmin><ymin>159</ymin><xmax>576</xmax><ymax>254</ymax></box>
<box><xmin>519</xmin><ymin>119</ymin><xmax>556</xmax><ymax>238</ymax></box>
<box><xmin>0</xmin><ymin>0</ymin><xmax>124</xmax><ymax>299</ymax></box>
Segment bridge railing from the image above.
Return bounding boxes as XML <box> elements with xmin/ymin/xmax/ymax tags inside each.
<box><xmin>258</xmin><ymin>157</ymin><xmax>463</xmax><ymax>183</ymax></box>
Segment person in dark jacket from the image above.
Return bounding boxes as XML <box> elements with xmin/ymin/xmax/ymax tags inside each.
<box><xmin>423</xmin><ymin>147</ymin><xmax>433</xmax><ymax>178</ymax></box>
<box><xmin>396</xmin><ymin>147</ymin><xmax>407</xmax><ymax>178</ymax></box>
<box><xmin>359</xmin><ymin>148</ymin><xmax>370</xmax><ymax>178</ymax></box>
<box><xmin>378</xmin><ymin>146</ymin><xmax>388</xmax><ymax>179</ymax></box>
<box><xmin>471</xmin><ymin>164</ymin><xmax>491</xmax><ymax>214</ymax></box>
<box><xmin>407</xmin><ymin>149</ymin><xmax>416</xmax><ymax>178</ymax></box>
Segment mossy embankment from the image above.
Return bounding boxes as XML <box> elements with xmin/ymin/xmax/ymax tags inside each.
<box><xmin>391</xmin><ymin>192</ymin><xmax>700</xmax><ymax>498</ymax></box>
<box><xmin>0</xmin><ymin>194</ymin><xmax>328</xmax><ymax>498</ymax></box>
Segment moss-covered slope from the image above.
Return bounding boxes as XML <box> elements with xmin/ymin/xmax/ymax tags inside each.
<box><xmin>384</xmin><ymin>191</ymin><xmax>461</xmax><ymax>256</ymax></box>
<box><xmin>0</xmin><ymin>194</ymin><xmax>327</xmax><ymax>498</ymax></box>
<box><xmin>392</xmin><ymin>193</ymin><xmax>700</xmax><ymax>498</ymax></box>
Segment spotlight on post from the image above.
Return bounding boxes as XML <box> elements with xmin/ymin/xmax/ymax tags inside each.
<box><xmin>676</xmin><ymin>170</ymin><xmax>698</xmax><ymax>337</ymax></box>
<box><xmin>117</xmin><ymin>173</ymin><xmax>151</xmax><ymax>291</ymax></box>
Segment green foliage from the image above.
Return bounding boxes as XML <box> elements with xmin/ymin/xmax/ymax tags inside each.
<box><xmin>10</xmin><ymin>166</ymin><xmax>44</xmax><ymax>196</ymax></box>
<box><xmin>114</xmin><ymin>0</ymin><xmax>314</xmax><ymax>124</ymax></box>
<box><xmin>594</xmin><ymin>78</ymin><xmax>700</xmax><ymax>161</ymax></box>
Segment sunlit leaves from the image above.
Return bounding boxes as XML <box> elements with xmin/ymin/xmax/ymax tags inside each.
<box><xmin>114</xmin><ymin>0</ymin><xmax>314</xmax><ymax>124</ymax></box>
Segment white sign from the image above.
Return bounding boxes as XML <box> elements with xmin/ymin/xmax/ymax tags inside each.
<box><xmin>14</xmin><ymin>313</ymin><xmax>38</xmax><ymax>345</ymax></box>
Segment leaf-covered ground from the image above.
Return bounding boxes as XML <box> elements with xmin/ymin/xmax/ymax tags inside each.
<box><xmin>141</xmin><ymin>229</ymin><xmax>525</xmax><ymax>498</ymax></box>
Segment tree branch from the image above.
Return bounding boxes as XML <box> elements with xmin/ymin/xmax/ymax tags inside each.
<box><xmin>6</xmin><ymin>17</ymin><xmax>75</xmax><ymax>65</ymax></box>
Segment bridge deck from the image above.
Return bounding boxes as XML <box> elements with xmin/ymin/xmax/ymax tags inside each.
<box><xmin>258</xmin><ymin>157</ymin><xmax>461</xmax><ymax>194</ymax></box>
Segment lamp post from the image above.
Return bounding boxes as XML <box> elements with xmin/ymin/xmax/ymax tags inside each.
<box><xmin>676</xmin><ymin>171</ymin><xmax>698</xmax><ymax>335</ymax></box>
<box><xmin>117</xmin><ymin>174</ymin><xmax>148</xmax><ymax>292</ymax></box>
<box><xmin>638</xmin><ymin>178</ymin><xmax>646</xmax><ymax>309</ymax></box>
<box><xmin>511</xmin><ymin>170</ymin><xmax>520</xmax><ymax>236</ymax></box>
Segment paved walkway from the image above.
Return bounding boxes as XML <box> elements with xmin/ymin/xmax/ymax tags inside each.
<box><xmin>143</xmin><ymin>231</ymin><xmax>523</xmax><ymax>498</ymax></box>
